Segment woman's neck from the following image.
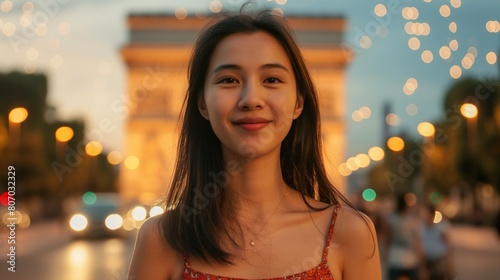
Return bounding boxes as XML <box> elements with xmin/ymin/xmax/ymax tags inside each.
<box><xmin>224</xmin><ymin>150</ymin><xmax>289</xmax><ymax>218</ymax></box>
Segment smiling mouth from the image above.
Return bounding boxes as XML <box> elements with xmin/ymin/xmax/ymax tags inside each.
<box><xmin>233</xmin><ymin>119</ymin><xmax>272</xmax><ymax>131</ymax></box>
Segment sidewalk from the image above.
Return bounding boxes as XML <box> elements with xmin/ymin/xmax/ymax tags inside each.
<box><xmin>448</xmin><ymin>224</ymin><xmax>500</xmax><ymax>252</ymax></box>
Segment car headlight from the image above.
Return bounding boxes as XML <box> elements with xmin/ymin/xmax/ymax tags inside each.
<box><xmin>69</xmin><ymin>214</ymin><xmax>88</xmax><ymax>231</ymax></box>
<box><xmin>105</xmin><ymin>214</ymin><xmax>123</xmax><ymax>230</ymax></box>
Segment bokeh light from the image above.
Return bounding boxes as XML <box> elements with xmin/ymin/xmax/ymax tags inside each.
<box><xmin>359</xmin><ymin>35</ymin><xmax>372</xmax><ymax>49</ymax></box>
<box><xmin>386</xmin><ymin>113</ymin><xmax>401</xmax><ymax>127</ymax></box>
<box><xmin>439</xmin><ymin>5</ymin><xmax>451</xmax><ymax>17</ymax></box>
<box><xmin>24</xmin><ymin>62</ymin><xmax>36</xmax><ymax>74</ymax></box>
<box><xmin>486</xmin><ymin>52</ymin><xmax>497</xmax><ymax>64</ymax></box>
<box><xmin>460</xmin><ymin>103</ymin><xmax>478</xmax><ymax>119</ymax></box>
<box><xmin>439</xmin><ymin>46</ymin><xmax>451</xmax><ymax>60</ymax></box>
<box><xmin>449</xmin><ymin>39</ymin><xmax>458</xmax><ymax>51</ymax></box>
<box><xmin>82</xmin><ymin>192</ymin><xmax>97</xmax><ymax>205</ymax></box>
<box><xmin>387</xmin><ymin>136</ymin><xmax>404</xmax><ymax>152</ymax></box>
<box><xmin>403</xmin><ymin>78</ymin><xmax>418</xmax><ymax>95</ymax></box>
<box><xmin>175</xmin><ymin>7</ymin><xmax>188</xmax><ymax>20</ymax></box>
<box><xmin>85</xmin><ymin>141</ymin><xmax>103</xmax><ymax>156</ymax></box>
<box><xmin>346</xmin><ymin>157</ymin><xmax>360</xmax><ymax>171</ymax></box>
<box><xmin>362</xmin><ymin>188</ymin><xmax>377</xmax><ymax>202</ymax></box>
<box><xmin>374</xmin><ymin>4</ymin><xmax>387</xmax><ymax>17</ymax></box>
<box><xmin>449</xmin><ymin>22</ymin><xmax>457</xmax><ymax>33</ymax></box>
<box><xmin>9</xmin><ymin>107</ymin><xmax>28</xmax><ymax>123</ymax></box>
<box><xmin>408</xmin><ymin>37</ymin><xmax>420</xmax><ymax>50</ymax></box>
<box><xmin>450</xmin><ymin>0</ymin><xmax>462</xmax><ymax>9</ymax></box>
<box><xmin>433</xmin><ymin>210</ymin><xmax>443</xmax><ymax>223</ymax></box>
<box><xmin>417</xmin><ymin>122</ymin><xmax>435</xmax><ymax>137</ymax></box>
<box><xmin>406</xmin><ymin>104</ymin><xmax>418</xmax><ymax>116</ymax></box>
<box><xmin>450</xmin><ymin>65</ymin><xmax>462</xmax><ymax>79</ymax></box>
<box><xmin>368</xmin><ymin>147</ymin><xmax>385</xmax><ymax>161</ymax></box>
<box><xmin>355</xmin><ymin>153</ymin><xmax>371</xmax><ymax>168</ymax></box>
<box><xmin>131</xmin><ymin>206</ymin><xmax>147</xmax><ymax>221</ymax></box>
<box><xmin>209</xmin><ymin>1</ymin><xmax>222</xmax><ymax>13</ymax></box>
<box><xmin>1</xmin><ymin>1</ymin><xmax>13</xmax><ymax>12</ymax></box>
<box><xmin>338</xmin><ymin>163</ymin><xmax>352</xmax><ymax>177</ymax></box>
<box><xmin>55</xmin><ymin>126</ymin><xmax>74</xmax><ymax>142</ymax></box>
<box><xmin>421</xmin><ymin>50</ymin><xmax>433</xmax><ymax>63</ymax></box>
<box><xmin>2</xmin><ymin>22</ymin><xmax>16</xmax><ymax>36</ymax></box>
<box><xmin>22</xmin><ymin>1</ymin><xmax>34</xmax><ymax>12</ymax></box>
<box><xmin>107</xmin><ymin>151</ymin><xmax>123</xmax><ymax>165</ymax></box>
<box><xmin>124</xmin><ymin>156</ymin><xmax>140</xmax><ymax>170</ymax></box>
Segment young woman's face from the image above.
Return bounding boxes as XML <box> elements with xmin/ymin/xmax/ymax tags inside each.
<box><xmin>199</xmin><ymin>31</ymin><xmax>303</xmax><ymax>161</ymax></box>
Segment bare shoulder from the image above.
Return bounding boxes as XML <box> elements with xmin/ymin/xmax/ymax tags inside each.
<box><xmin>330</xmin><ymin>205</ymin><xmax>381</xmax><ymax>279</ymax></box>
<box><xmin>128</xmin><ymin>214</ymin><xmax>184</xmax><ymax>280</ymax></box>
<box><xmin>335</xmin><ymin>205</ymin><xmax>376</xmax><ymax>249</ymax></box>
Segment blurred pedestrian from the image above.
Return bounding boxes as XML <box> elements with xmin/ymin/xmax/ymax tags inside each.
<box><xmin>421</xmin><ymin>205</ymin><xmax>454</xmax><ymax>280</ymax></box>
<box><xmin>386</xmin><ymin>193</ymin><xmax>424</xmax><ymax>280</ymax></box>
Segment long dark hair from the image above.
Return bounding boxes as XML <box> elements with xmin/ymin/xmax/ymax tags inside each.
<box><xmin>159</xmin><ymin>10</ymin><xmax>352</xmax><ymax>264</ymax></box>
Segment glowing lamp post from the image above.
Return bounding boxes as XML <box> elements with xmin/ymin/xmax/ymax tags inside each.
<box><xmin>55</xmin><ymin>126</ymin><xmax>74</xmax><ymax>162</ymax></box>
<box><xmin>8</xmin><ymin>107</ymin><xmax>28</xmax><ymax>160</ymax></box>
<box><xmin>460</xmin><ymin>103</ymin><xmax>478</xmax><ymax>154</ymax></box>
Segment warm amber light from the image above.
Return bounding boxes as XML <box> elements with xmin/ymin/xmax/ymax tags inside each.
<box><xmin>346</xmin><ymin>157</ymin><xmax>360</xmax><ymax>171</ymax></box>
<box><xmin>355</xmin><ymin>154</ymin><xmax>371</xmax><ymax>168</ymax></box>
<box><xmin>107</xmin><ymin>151</ymin><xmax>123</xmax><ymax>165</ymax></box>
<box><xmin>486</xmin><ymin>52</ymin><xmax>497</xmax><ymax>64</ymax></box>
<box><xmin>9</xmin><ymin>107</ymin><xmax>28</xmax><ymax>123</ymax></box>
<box><xmin>450</xmin><ymin>65</ymin><xmax>462</xmax><ymax>79</ymax></box>
<box><xmin>368</xmin><ymin>147</ymin><xmax>385</xmax><ymax>161</ymax></box>
<box><xmin>460</xmin><ymin>103</ymin><xmax>478</xmax><ymax>119</ymax></box>
<box><xmin>124</xmin><ymin>156</ymin><xmax>140</xmax><ymax>170</ymax></box>
<box><xmin>85</xmin><ymin>141</ymin><xmax>103</xmax><ymax>156</ymax></box>
<box><xmin>387</xmin><ymin>137</ymin><xmax>404</xmax><ymax>152</ymax></box>
<box><xmin>55</xmin><ymin>126</ymin><xmax>74</xmax><ymax>142</ymax></box>
<box><xmin>417</xmin><ymin>122</ymin><xmax>435</xmax><ymax>137</ymax></box>
<box><xmin>338</xmin><ymin>163</ymin><xmax>352</xmax><ymax>177</ymax></box>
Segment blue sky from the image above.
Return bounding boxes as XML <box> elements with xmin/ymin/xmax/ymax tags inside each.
<box><xmin>1</xmin><ymin>0</ymin><xmax>499</xmax><ymax>162</ymax></box>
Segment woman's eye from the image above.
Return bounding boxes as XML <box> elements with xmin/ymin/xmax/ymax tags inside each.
<box><xmin>265</xmin><ymin>77</ymin><xmax>281</xmax><ymax>84</ymax></box>
<box><xmin>218</xmin><ymin>77</ymin><xmax>238</xmax><ymax>84</ymax></box>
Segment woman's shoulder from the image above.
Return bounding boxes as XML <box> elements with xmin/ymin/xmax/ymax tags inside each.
<box><xmin>334</xmin><ymin>205</ymin><xmax>377</xmax><ymax>251</ymax></box>
<box><xmin>128</xmin><ymin>214</ymin><xmax>184</xmax><ymax>280</ymax></box>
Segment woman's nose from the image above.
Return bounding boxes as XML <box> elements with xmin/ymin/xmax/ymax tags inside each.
<box><xmin>237</xmin><ymin>80</ymin><xmax>264</xmax><ymax>110</ymax></box>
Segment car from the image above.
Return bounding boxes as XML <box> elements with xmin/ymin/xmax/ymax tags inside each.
<box><xmin>67</xmin><ymin>192</ymin><xmax>127</xmax><ymax>238</ymax></box>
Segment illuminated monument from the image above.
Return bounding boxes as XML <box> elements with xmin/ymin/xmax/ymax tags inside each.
<box><xmin>120</xmin><ymin>14</ymin><xmax>351</xmax><ymax>204</ymax></box>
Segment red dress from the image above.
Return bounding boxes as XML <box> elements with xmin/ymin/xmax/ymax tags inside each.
<box><xmin>181</xmin><ymin>204</ymin><xmax>341</xmax><ymax>279</ymax></box>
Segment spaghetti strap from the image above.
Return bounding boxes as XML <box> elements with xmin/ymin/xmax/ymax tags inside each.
<box><xmin>321</xmin><ymin>203</ymin><xmax>341</xmax><ymax>263</ymax></box>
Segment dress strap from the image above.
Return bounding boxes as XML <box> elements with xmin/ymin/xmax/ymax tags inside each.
<box><xmin>321</xmin><ymin>203</ymin><xmax>341</xmax><ymax>263</ymax></box>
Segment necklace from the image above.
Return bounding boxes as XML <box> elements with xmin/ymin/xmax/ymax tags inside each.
<box><xmin>249</xmin><ymin>188</ymin><xmax>288</xmax><ymax>246</ymax></box>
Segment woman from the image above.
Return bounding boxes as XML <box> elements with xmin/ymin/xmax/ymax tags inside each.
<box><xmin>128</xmin><ymin>10</ymin><xmax>380</xmax><ymax>279</ymax></box>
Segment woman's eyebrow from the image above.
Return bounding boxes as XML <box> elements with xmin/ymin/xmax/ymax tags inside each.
<box><xmin>211</xmin><ymin>63</ymin><xmax>290</xmax><ymax>75</ymax></box>
<box><xmin>260</xmin><ymin>63</ymin><xmax>289</xmax><ymax>72</ymax></box>
<box><xmin>211</xmin><ymin>64</ymin><xmax>241</xmax><ymax>75</ymax></box>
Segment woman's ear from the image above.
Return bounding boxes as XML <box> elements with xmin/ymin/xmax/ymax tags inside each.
<box><xmin>293</xmin><ymin>94</ymin><xmax>304</xmax><ymax>120</ymax></box>
<box><xmin>198</xmin><ymin>97</ymin><xmax>210</xmax><ymax>120</ymax></box>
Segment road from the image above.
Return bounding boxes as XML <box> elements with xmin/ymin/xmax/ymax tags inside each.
<box><xmin>0</xmin><ymin>236</ymin><xmax>135</xmax><ymax>280</ymax></box>
<box><xmin>1</xmin><ymin>221</ymin><xmax>499</xmax><ymax>279</ymax></box>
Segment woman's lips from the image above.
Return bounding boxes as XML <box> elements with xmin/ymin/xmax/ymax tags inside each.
<box><xmin>233</xmin><ymin>118</ymin><xmax>272</xmax><ymax>131</ymax></box>
<box><xmin>236</xmin><ymin>122</ymin><xmax>270</xmax><ymax>131</ymax></box>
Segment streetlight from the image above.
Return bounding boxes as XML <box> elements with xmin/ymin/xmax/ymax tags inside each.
<box><xmin>460</xmin><ymin>103</ymin><xmax>479</xmax><ymax>222</ymax></box>
<box><xmin>387</xmin><ymin>136</ymin><xmax>404</xmax><ymax>152</ymax></box>
<box><xmin>55</xmin><ymin>126</ymin><xmax>74</xmax><ymax>162</ymax></box>
<box><xmin>460</xmin><ymin>103</ymin><xmax>478</xmax><ymax>154</ymax></box>
<box><xmin>417</xmin><ymin>121</ymin><xmax>435</xmax><ymax>153</ymax></box>
<box><xmin>8</xmin><ymin>107</ymin><xmax>28</xmax><ymax>160</ymax></box>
